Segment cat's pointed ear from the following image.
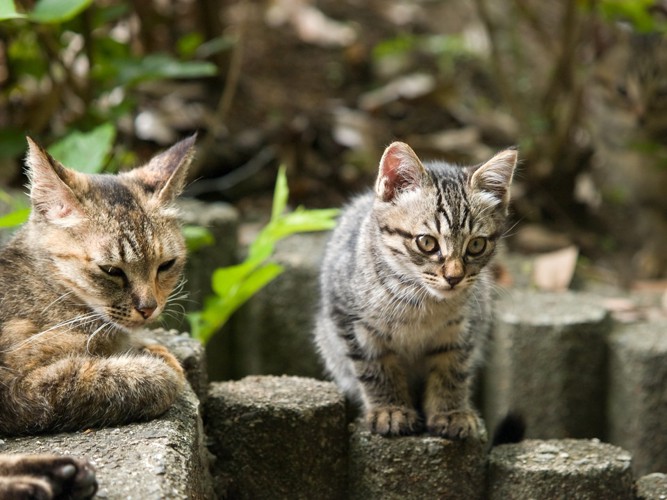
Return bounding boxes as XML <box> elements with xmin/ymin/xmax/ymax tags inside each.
<box><xmin>468</xmin><ymin>147</ymin><xmax>517</xmax><ymax>209</ymax></box>
<box><xmin>25</xmin><ymin>137</ymin><xmax>86</xmax><ymax>226</ymax></box>
<box><xmin>130</xmin><ymin>134</ymin><xmax>196</xmax><ymax>204</ymax></box>
<box><xmin>375</xmin><ymin>142</ymin><xmax>428</xmax><ymax>202</ymax></box>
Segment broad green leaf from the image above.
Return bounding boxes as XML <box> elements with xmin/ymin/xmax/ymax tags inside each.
<box><xmin>265</xmin><ymin>208</ymin><xmax>339</xmax><ymax>241</ymax></box>
<box><xmin>211</xmin><ymin>258</ymin><xmax>263</xmax><ymax>297</ymax></box>
<box><xmin>0</xmin><ymin>0</ymin><xmax>25</xmax><ymax>20</ymax></box>
<box><xmin>48</xmin><ymin>124</ymin><xmax>116</xmax><ymax>173</ymax></box>
<box><xmin>29</xmin><ymin>0</ymin><xmax>92</xmax><ymax>23</ymax></box>
<box><xmin>271</xmin><ymin>166</ymin><xmax>289</xmax><ymax>222</ymax></box>
<box><xmin>0</xmin><ymin>207</ymin><xmax>29</xmax><ymax>228</ymax></box>
<box><xmin>182</xmin><ymin>225</ymin><xmax>215</xmax><ymax>253</ymax></box>
<box><xmin>111</xmin><ymin>54</ymin><xmax>217</xmax><ymax>87</ymax></box>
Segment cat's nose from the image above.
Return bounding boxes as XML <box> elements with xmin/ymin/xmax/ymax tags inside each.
<box><xmin>136</xmin><ymin>305</ymin><xmax>156</xmax><ymax>319</ymax></box>
<box><xmin>134</xmin><ymin>300</ymin><xmax>157</xmax><ymax>319</ymax></box>
<box><xmin>445</xmin><ymin>275</ymin><xmax>463</xmax><ymax>288</ymax></box>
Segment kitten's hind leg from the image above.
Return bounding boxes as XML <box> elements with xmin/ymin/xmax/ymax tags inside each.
<box><xmin>0</xmin><ymin>454</ymin><xmax>97</xmax><ymax>500</ymax></box>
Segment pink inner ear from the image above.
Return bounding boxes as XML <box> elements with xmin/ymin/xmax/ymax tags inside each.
<box><xmin>381</xmin><ymin>146</ymin><xmax>403</xmax><ymax>185</ymax></box>
<box><xmin>377</xmin><ymin>142</ymin><xmax>424</xmax><ymax>202</ymax></box>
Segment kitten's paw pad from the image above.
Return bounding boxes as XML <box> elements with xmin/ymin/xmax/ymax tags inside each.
<box><xmin>427</xmin><ymin>410</ymin><xmax>485</xmax><ymax>441</ymax></box>
<box><xmin>142</xmin><ymin>344</ymin><xmax>185</xmax><ymax>379</ymax></box>
<box><xmin>367</xmin><ymin>406</ymin><xmax>420</xmax><ymax>436</ymax></box>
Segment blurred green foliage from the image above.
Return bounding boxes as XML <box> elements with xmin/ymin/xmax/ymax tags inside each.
<box><xmin>0</xmin><ymin>0</ymin><xmax>217</xmax><ymax>167</ymax></box>
<box><xmin>188</xmin><ymin>168</ymin><xmax>339</xmax><ymax>345</ymax></box>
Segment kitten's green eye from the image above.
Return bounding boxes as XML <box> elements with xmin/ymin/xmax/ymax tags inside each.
<box><xmin>158</xmin><ymin>259</ymin><xmax>176</xmax><ymax>273</ymax></box>
<box><xmin>416</xmin><ymin>235</ymin><xmax>439</xmax><ymax>254</ymax></box>
<box><xmin>100</xmin><ymin>265</ymin><xmax>126</xmax><ymax>279</ymax></box>
<box><xmin>466</xmin><ymin>237</ymin><xmax>487</xmax><ymax>256</ymax></box>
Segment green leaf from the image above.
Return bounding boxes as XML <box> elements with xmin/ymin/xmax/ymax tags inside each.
<box><xmin>182</xmin><ymin>225</ymin><xmax>215</xmax><ymax>253</ymax></box>
<box><xmin>0</xmin><ymin>0</ymin><xmax>25</xmax><ymax>20</ymax></box>
<box><xmin>0</xmin><ymin>207</ymin><xmax>29</xmax><ymax>228</ymax></box>
<box><xmin>265</xmin><ymin>208</ymin><xmax>339</xmax><ymax>241</ymax></box>
<box><xmin>190</xmin><ymin>262</ymin><xmax>284</xmax><ymax>344</ymax></box>
<box><xmin>211</xmin><ymin>257</ymin><xmax>264</xmax><ymax>297</ymax></box>
<box><xmin>271</xmin><ymin>166</ymin><xmax>289</xmax><ymax>222</ymax></box>
<box><xmin>111</xmin><ymin>53</ymin><xmax>217</xmax><ymax>87</ymax></box>
<box><xmin>29</xmin><ymin>0</ymin><xmax>92</xmax><ymax>23</ymax></box>
<box><xmin>48</xmin><ymin>124</ymin><xmax>116</xmax><ymax>173</ymax></box>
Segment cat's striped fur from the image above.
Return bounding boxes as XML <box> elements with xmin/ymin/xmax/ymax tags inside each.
<box><xmin>0</xmin><ymin>136</ymin><xmax>194</xmax><ymax>436</ymax></box>
<box><xmin>314</xmin><ymin>142</ymin><xmax>516</xmax><ymax>438</ymax></box>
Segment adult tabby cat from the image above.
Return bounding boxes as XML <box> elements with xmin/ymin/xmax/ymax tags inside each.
<box><xmin>0</xmin><ymin>135</ymin><xmax>195</xmax><ymax>437</ymax></box>
<box><xmin>314</xmin><ymin>142</ymin><xmax>516</xmax><ymax>438</ymax></box>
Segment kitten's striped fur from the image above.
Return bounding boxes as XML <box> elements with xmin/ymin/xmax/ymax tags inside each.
<box><xmin>315</xmin><ymin>142</ymin><xmax>516</xmax><ymax>438</ymax></box>
<box><xmin>0</xmin><ymin>136</ymin><xmax>194</xmax><ymax>435</ymax></box>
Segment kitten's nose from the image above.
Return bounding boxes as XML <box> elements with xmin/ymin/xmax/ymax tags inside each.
<box><xmin>445</xmin><ymin>275</ymin><xmax>463</xmax><ymax>288</ymax></box>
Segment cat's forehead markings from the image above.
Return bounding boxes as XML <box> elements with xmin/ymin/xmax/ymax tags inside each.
<box><xmin>93</xmin><ymin>175</ymin><xmax>140</xmax><ymax>210</ymax></box>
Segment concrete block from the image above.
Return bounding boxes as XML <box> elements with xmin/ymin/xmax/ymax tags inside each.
<box><xmin>487</xmin><ymin>439</ymin><xmax>634</xmax><ymax>499</ymax></box>
<box><xmin>348</xmin><ymin>425</ymin><xmax>485</xmax><ymax>500</ymax></box>
<box><xmin>636</xmin><ymin>473</ymin><xmax>667</xmax><ymax>500</ymax></box>
<box><xmin>178</xmin><ymin>198</ymin><xmax>239</xmax><ymax>381</ymax></box>
<box><xmin>608</xmin><ymin>320</ymin><xmax>667</xmax><ymax>476</ymax></box>
<box><xmin>234</xmin><ymin>232</ymin><xmax>330</xmax><ymax>378</ymax></box>
<box><xmin>205</xmin><ymin>375</ymin><xmax>347</xmax><ymax>499</ymax></box>
<box><xmin>484</xmin><ymin>290</ymin><xmax>611</xmax><ymax>439</ymax></box>
<box><xmin>0</xmin><ymin>384</ymin><xmax>213</xmax><ymax>499</ymax></box>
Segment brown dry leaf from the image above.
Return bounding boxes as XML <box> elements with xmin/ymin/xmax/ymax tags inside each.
<box><xmin>532</xmin><ymin>245</ymin><xmax>579</xmax><ymax>292</ymax></box>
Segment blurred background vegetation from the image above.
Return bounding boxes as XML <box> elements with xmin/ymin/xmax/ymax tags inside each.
<box><xmin>1</xmin><ymin>0</ymin><xmax>666</xmax><ymax>286</ymax></box>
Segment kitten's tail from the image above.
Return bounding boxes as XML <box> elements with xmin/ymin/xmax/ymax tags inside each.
<box><xmin>490</xmin><ymin>412</ymin><xmax>526</xmax><ymax>447</ymax></box>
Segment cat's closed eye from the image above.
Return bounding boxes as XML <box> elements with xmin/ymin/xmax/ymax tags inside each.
<box><xmin>99</xmin><ymin>265</ymin><xmax>126</xmax><ymax>279</ymax></box>
<box><xmin>157</xmin><ymin>259</ymin><xmax>176</xmax><ymax>273</ymax></box>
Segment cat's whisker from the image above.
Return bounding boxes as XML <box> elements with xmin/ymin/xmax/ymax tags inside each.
<box><xmin>43</xmin><ymin>291</ymin><xmax>75</xmax><ymax>312</ymax></box>
<box><xmin>0</xmin><ymin>312</ymin><xmax>104</xmax><ymax>353</ymax></box>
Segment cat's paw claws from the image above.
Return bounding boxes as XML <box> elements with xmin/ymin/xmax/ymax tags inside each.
<box><xmin>427</xmin><ymin>410</ymin><xmax>486</xmax><ymax>441</ymax></box>
<box><xmin>366</xmin><ymin>406</ymin><xmax>420</xmax><ymax>436</ymax></box>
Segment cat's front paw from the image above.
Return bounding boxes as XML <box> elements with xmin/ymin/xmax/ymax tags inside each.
<box><xmin>427</xmin><ymin>409</ymin><xmax>486</xmax><ymax>441</ymax></box>
<box><xmin>10</xmin><ymin>455</ymin><xmax>97</xmax><ymax>500</ymax></box>
<box><xmin>142</xmin><ymin>344</ymin><xmax>185</xmax><ymax>380</ymax></box>
<box><xmin>366</xmin><ymin>406</ymin><xmax>420</xmax><ymax>436</ymax></box>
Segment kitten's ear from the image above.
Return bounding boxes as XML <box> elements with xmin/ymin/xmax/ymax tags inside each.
<box><xmin>468</xmin><ymin>148</ymin><xmax>517</xmax><ymax>209</ymax></box>
<box><xmin>375</xmin><ymin>142</ymin><xmax>427</xmax><ymax>202</ymax></box>
<box><xmin>25</xmin><ymin>137</ymin><xmax>86</xmax><ymax>227</ymax></box>
<box><xmin>130</xmin><ymin>134</ymin><xmax>196</xmax><ymax>204</ymax></box>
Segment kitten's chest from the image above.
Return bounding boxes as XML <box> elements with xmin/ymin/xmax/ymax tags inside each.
<box><xmin>370</xmin><ymin>304</ymin><xmax>468</xmax><ymax>359</ymax></box>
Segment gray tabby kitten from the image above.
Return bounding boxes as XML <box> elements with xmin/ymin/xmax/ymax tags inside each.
<box><xmin>0</xmin><ymin>135</ymin><xmax>195</xmax><ymax>437</ymax></box>
<box><xmin>315</xmin><ymin>142</ymin><xmax>516</xmax><ymax>438</ymax></box>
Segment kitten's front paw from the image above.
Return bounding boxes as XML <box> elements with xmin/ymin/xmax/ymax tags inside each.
<box><xmin>366</xmin><ymin>406</ymin><xmax>420</xmax><ymax>436</ymax></box>
<box><xmin>427</xmin><ymin>409</ymin><xmax>486</xmax><ymax>441</ymax></box>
